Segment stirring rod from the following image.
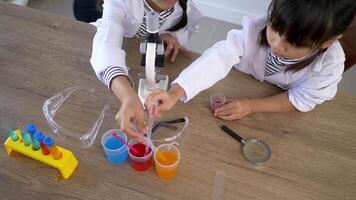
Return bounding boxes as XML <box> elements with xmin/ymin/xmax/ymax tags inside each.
<box><xmin>148</xmin><ymin>140</ymin><xmax>168</xmax><ymax>163</ymax></box>
<box><xmin>112</xmin><ymin>132</ymin><xmax>139</xmax><ymax>154</ymax></box>
<box><xmin>145</xmin><ymin>102</ymin><xmax>157</xmax><ymax>153</ymax></box>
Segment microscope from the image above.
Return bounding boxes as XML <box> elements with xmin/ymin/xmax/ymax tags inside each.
<box><xmin>138</xmin><ymin>11</ymin><xmax>169</xmax><ymax>107</ymax></box>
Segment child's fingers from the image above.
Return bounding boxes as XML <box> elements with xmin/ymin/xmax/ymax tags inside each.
<box><xmin>148</xmin><ymin>92</ymin><xmax>165</xmax><ymax>114</ymax></box>
<box><xmin>218</xmin><ymin>114</ymin><xmax>239</xmax><ymax>121</ymax></box>
<box><xmin>146</xmin><ymin>96</ymin><xmax>153</xmax><ymax>114</ymax></box>
<box><xmin>147</xmin><ymin>92</ymin><xmax>160</xmax><ymax>114</ymax></box>
<box><xmin>171</xmin><ymin>45</ymin><xmax>179</xmax><ymax>62</ymax></box>
<box><xmin>153</xmin><ymin>98</ymin><xmax>166</xmax><ymax>117</ymax></box>
<box><xmin>121</xmin><ymin>117</ymin><xmax>143</xmax><ymax>139</ymax></box>
<box><xmin>215</xmin><ymin>103</ymin><xmax>235</xmax><ymax>113</ymax></box>
<box><xmin>216</xmin><ymin>107</ymin><xmax>235</xmax><ymax>116</ymax></box>
<box><xmin>135</xmin><ymin>110</ymin><xmax>146</xmax><ymax>133</ymax></box>
<box><xmin>153</xmin><ymin>104</ymin><xmax>164</xmax><ymax>117</ymax></box>
<box><xmin>165</xmin><ymin>43</ymin><xmax>174</xmax><ymax>57</ymax></box>
<box><xmin>115</xmin><ymin>111</ymin><xmax>120</xmax><ymax>122</ymax></box>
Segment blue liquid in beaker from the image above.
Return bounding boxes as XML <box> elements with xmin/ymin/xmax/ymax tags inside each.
<box><xmin>103</xmin><ymin>136</ymin><xmax>128</xmax><ymax>165</ymax></box>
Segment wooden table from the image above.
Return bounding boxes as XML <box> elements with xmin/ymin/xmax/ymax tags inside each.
<box><xmin>1</xmin><ymin>3</ymin><xmax>356</xmax><ymax>200</ymax></box>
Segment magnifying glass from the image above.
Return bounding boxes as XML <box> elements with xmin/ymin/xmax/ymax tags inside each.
<box><xmin>221</xmin><ymin>125</ymin><xmax>271</xmax><ymax>165</ymax></box>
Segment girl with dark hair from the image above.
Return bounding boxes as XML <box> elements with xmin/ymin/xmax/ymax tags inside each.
<box><xmin>147</xmin><ymin>0</ymin><xmax>356</xmax><ymax>120</ymax></box>
<box><xmin>73</xmin><ymin>0</ymin><xmax>103</xmax><ymax>23</ymax></box>
<box><xmin>90</xmin><ymin>0</ymin><xmax>202</xmax><ymax>140</ymax></box>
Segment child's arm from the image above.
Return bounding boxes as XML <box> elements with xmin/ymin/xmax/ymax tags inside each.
<box><xmin>90</xmin><ymin>1</ymin><xmax>147</xmax><ymax>141</ymax></box>
<box><xmin>147</xmin><ymin>28</ymin><xmax>247</xmax><ymax>115</ymax></box>
<box><xmin>90</xmin><ymin>0</ymin><xmax>129</xmax><ymax>88</ymax></box>
<box><xmin>111</xmin><ymin>76</ymin><xmax>147</xmax><ymax>142</ymax></box>
<box><xmin>215</xmin><ymin>92</ymin><xmax>296</xmax><ymax>120</ymax></box>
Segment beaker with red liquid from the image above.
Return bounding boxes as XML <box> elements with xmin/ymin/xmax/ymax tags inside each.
<box><xmin>128</xmin><ymin>140</ymin><xmax>153</xmax><ymax>171</ymax></box>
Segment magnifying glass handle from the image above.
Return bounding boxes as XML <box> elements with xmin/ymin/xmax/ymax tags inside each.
<box><xmin>221</xmin><ymin>125</ymin><xmax>246</xmax><ymax>144</ymax></box>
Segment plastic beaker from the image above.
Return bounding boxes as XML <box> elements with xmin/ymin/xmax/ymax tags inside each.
<box><xmin>210</xmin><ymin>94</ymin><xmax>226</xmax><ymax>111</ymax></box>
<box><xmin>153</xmin><ymin>143</ymin><xmax>180</xmax><ymax>180</ymax></box>
<box><xmin>101</xmin><ymin>129</ymin><xmax>128</xmax><ymax>165</ymax></box>
<box><xmin>128</xmin><ymin>140</ymin><xmax>153</xmax><ymax>171</ymax></box>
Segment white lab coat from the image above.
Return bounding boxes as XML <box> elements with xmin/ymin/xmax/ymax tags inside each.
<box><xmin>90</xmin><ymin>0</ymin><xmax>203</xmax><ymax>82</ymax></box>
<box><xmin>173</xmin><ymin>16</ymin><xmax>345</xmax><ymax>112</ymax></box>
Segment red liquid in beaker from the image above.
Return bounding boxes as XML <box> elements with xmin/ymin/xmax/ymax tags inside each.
<box><xmin>129</xmin><ymin>143</ymin><xmax>152</xmax><ymax>171</ymax></box>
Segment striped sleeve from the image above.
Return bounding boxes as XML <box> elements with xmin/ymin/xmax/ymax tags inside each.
<box><xmin>99</xmin><ymin>66</ymin><xmax>134</xmax><ymax>91</ymax></box>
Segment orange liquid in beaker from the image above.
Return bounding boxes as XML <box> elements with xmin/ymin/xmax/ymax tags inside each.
<box><xmin>155</xmin><ymin>150</ymin><xmax>178</xmax><ymax>179</ymax></box>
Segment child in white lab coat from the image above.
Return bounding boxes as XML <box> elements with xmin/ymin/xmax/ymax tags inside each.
<box><xmin>147</xmin><ymin>0</ymin><xmax>356</xmax><ymax>121</ymax></box>
<box><xmin>90</xmin><ymin>0</ymin><xmax>202</xmax><ymax>140</ymax></box>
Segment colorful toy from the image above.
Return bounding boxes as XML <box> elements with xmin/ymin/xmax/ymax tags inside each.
<box><xmin>19</xmin><ymin>130</ymin><xmax>31</xmax><ymax>146</ymax></box>
<box><xmin>26</xmin><ymin>124</ymin><xmax>41</xmax><ymax>151</ymax></box>
<box><xmin>34</xmin><ymin>131</ymin><xmax>50</xmax><ymax>155</ymax></box>
<box><xmin>4</xmin><ymin>126</ymin><xmax>78</xmax><ymax>179</ymax></box>
<box><xmin>43</xmin><ymin>136</ymin><xmax>63</xmax><ymax>160</ymax></box>
<box><xmin>6</xmin><ymin>129</ymin><xmax>18</xmax><ymax>141</ymax></box>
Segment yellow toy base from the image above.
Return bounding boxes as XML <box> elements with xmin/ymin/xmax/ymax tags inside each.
<box><xmin>4</xmin><ymin>132</ymin><xmax>78</xmax><ymax>179</ymax></box>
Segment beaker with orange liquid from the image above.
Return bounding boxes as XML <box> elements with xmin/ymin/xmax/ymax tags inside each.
<box><xmin>153</xmin><ymin>143</ymin><xmax>180</xmax><ymax>180</ymax></box>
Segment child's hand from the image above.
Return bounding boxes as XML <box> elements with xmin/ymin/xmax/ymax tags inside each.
<box><xmin>160</xmin><ymin>33</ymin><xmax>194</xmax><ymax>62</ymax></box>
<box><xmin>146</xmin><ymin>84</ymin><xmax>185</xmax><ymax>117</ymax></box>
<box><xmin>115</xmin><ymin>92</ymin><xmax>147</xmax><ymax>143</ymax></box>
<box><xmin>214</xmin><ymin>99</ymin><xmax>253</xmax><ymax>120</ymax></box>
<box><xmin>146</xmin><ymin>90</ymin><xmax>178</xmax><ymax>117</ymax></box>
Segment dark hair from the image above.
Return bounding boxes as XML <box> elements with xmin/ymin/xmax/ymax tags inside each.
<box><xmin>96</xmin><ymin>0</ymin><xmax>103</xmax><ymax>12</ymax></box>
<box><xmin>260</xmin><ymin>0</ymin><xmax>356</xmax><ymax>71</ymax></box>
<box><xmin>167</xmin><ymin>0</ymin><xmax>188</xmax><ymax>32</ymax></box>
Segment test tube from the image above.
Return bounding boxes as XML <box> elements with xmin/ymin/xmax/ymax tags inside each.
<box><xmin>43</xmin><ymin>136</ymin><xmax>62</xmax><ymax>160</ymax></box>
<box><xmin>6</xmin><ymin>128</ymin><xmax>19</xmax><ymax>141</ymax></box>
<box><xmin>34</xmin><ymin>131</ymin><xmax>50</xmax><ymax>155</ymax></box>
<box><xmin>18</xmin><ymin>130</ymin><xmax>32</xmax><ymax>146</ymax></box>
<box><xmin>26</xmin><ymin>124</ymin><xmax>41</xmax><ymax>151</ymax></box>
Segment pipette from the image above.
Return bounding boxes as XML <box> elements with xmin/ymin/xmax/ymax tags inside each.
<box><xmin>145</xmin><ymin>102</ymin><xmax>157</xmax><ymax>154</ymax></box>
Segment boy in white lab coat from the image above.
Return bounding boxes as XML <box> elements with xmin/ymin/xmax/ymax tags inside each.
<box><xmin>90</xmin><ymin>0</ymin><xmax>202</xmax><ymax>140</ymax></box>
<box><xmin>146</xmin><ymin>0</ymin><xmax>355</xmax><ymax>123</ymax></box>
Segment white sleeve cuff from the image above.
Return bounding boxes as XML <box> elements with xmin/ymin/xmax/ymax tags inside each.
<box><xmin>170</xmin><ymin>81</ymin><xmax>189</xmax><ymax>103</ymax></box>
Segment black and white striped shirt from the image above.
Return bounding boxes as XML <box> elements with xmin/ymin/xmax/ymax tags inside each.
<box><xmin>99</xmin><ymin>65</ymin><xmax>132</xmax><ymax>87</ymax></box>
<box><xmin>265</xmin><ymin>49</ymin><xmax>303</xmax><ymax>76</ymax></box>
<box><xmin>100</xmin><ymin>0</ymin><xmax>174</xmax><ymax>90</ymax></box>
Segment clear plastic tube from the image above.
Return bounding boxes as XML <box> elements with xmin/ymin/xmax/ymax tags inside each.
<box><xmin>145</xmin><ymin>103</ymin><xmax>157</xmax><ymax>153</ymax></box>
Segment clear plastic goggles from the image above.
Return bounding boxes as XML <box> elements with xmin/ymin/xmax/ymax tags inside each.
<box><xmin>150</xmin><ymin>116</ymin><xmax>189</xmax><ymax>146</ymax></box>
<box><xmin>43</xmin><ymin>86</ymin><xmax>109</xmax><ymax>148</ymax></box>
